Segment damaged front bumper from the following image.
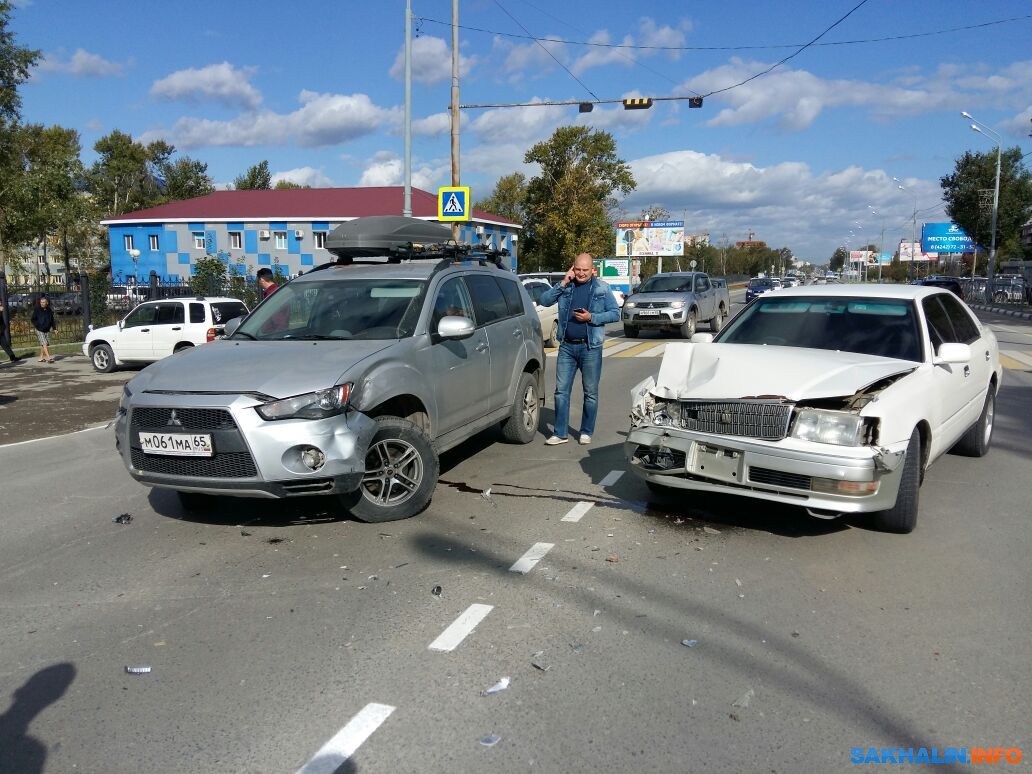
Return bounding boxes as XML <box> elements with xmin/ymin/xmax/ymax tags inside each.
<box><xmin>625</xmin><ymin>424</ymin><xmax>909</xmax><ymax>515</ymax></box>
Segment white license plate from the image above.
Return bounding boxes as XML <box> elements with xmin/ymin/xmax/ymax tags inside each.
<box><xmin>637</xmin><ymin>310</ymin><xmax>661</xmax><ymax>316</ymax></box>
<box><xmin>139</xmin><ymin>432</ymin><xmax>214</xmax><ymax>457</ymax></box>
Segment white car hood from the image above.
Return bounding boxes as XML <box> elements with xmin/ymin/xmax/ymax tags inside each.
<box><xmin>652</xmin><ymin>343</ymin><xmax>915</xmax><ymax>401</ymax></box>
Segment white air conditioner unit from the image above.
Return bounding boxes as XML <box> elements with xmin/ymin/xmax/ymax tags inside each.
<box><xmin>259</xmin><ymin>230</ymin><xmax>271</xmax><ymax>239</ymax></box>
<box><xmin>294</xmin><ymin>230</ymin><xmax>304</xmax><ymax>238</ymax></box>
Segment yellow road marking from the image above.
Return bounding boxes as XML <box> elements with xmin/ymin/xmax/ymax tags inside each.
<box><xmin>999</xmin><ymin>353</ymin><xmax>1030</xmax><ymax>371</ymax></box>
<box><xmin>612</xmin><ymin>341</ymin><xmax>666</xmax><ymax>357</ymax></box>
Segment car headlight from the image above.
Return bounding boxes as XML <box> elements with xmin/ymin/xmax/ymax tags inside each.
<box><xmin>791</xmin><ymin>409</ymin><xmax>866</xmax><ymax>446</ymax></box>
<box><xmin>256</xmin><ymin>384</ymin><xmax>352</xmax><ymax>421</ymax></box>
<box><xmin>649</xmin><ymin>400</ymin><xmax>680</xmax><ymax>427</ymax></box>
<box><xmin>669</xmin><ymin>301</ymin><xmax>685</xmax><ymax>309</ymax></box>
<box><xmin>624</xmin><ymin>302</ymin><xmax>636</xmax><ymax>309</ymax></box>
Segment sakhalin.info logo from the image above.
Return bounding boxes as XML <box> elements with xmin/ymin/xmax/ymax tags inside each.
<box><xmin>851</xmin><ymin>747</ymin><xmax>1022</xmax><ymax>764</ymax></box>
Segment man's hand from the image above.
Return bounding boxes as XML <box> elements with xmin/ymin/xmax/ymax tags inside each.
<box><xmin>573</xmin><ymin>308</ymin><xmax>592</xmax><ymax>323</ymax></box>
<box><xmin>561</xmin><ymin>265</ymin><xmax>577</xmax><ymax>287</ymax></box>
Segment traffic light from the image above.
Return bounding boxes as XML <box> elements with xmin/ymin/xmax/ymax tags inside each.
<box><xmin>623</xmin><ymin>98</ymin><xmax>653</xmax><ymax>110</ymax></box>
<box><xmin>688</xmin><ymin>96</ymin><xmax>703</xmax><ymax>108</ymax></box>
<box><xmin>578</xmin><ymin>102</ymin><xmax>594</xmax><ymax>113</ymax></box>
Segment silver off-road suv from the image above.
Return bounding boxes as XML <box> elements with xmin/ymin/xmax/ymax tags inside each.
<box><xmin>114</xmin><ymin>216</ymin><xmax>544</xmax><ymax>522</ymax></box>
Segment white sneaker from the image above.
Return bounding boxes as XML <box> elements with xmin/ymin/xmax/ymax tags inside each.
<box><xmin>545</xmin><ymin>435</ymin><xmax>569</xmax><ymax>445</ymax></box>
<box><xmin>579</xmin><ymin>434</ymin><xmax>592</xmax><ymax>445</ymax></box>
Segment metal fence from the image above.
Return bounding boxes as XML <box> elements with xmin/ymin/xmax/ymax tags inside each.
<box><xmin>957</xmin><ymin>276</ymin><xmax>1031</xmax><ymax>308</ymax></box>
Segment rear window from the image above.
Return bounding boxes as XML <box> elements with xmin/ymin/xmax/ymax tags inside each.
<box><xmin>748</xmin><ymin>279</ymin><xmax>772</xmax><ymax>288</ymax></box>
<box><xmin>210</xmin><ymin>302</ymin><xmax>247</xmax><ymax>324</ymax></box>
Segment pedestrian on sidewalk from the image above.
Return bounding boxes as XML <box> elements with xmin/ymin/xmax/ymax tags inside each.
<box><xmin>30</xmin><ymin>296</ymin><xmax>57</xmax><ymax>363</ymax></box>
<box><xmin>0</xmin><ymin>299</ymin><xmax>21</xmax><ymax>364</ymax></box>
<box><xmin>538</xmin><ymin>253</ymin><xmax>620</xmax><ymax>446</ymax></box>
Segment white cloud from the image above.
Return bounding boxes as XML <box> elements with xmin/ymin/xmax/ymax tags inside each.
<box><xmin>636</xmin><ymin>17</ymin><xmax>689</xmax><ymax>59</ymax></box>
<box><xmin>389</xmin><ymin>36</ymin><xmax>475</xmax><ymax>85</ymax></box>
<box><xmin>37</xmin><ymin>49</ymin><xmax>126</xmax><ymax>77</ymax></box>
<box><xmin>1000</xmin><ymin>105</ymin><xmax>1032</xmax><ymax>138</ymax></box>
<box><xmin>151</xmin><ymin>62</ymin><xmax>262</xmax><ymax>109</ymax></box>
<box><xmin>470</xmin><ymin>100</ymin><xmax>568</xmax><ymax>144</ymax></box>
<box><xmin>411</xmin><ymin>112</ymin><xmax>452</xmax><ymax>136</ymax></box>
<box><xmin>570</xmin><ymin>30</ymin><xmax>635</xmax><ymax>76</ymax></box>
<box><xmin>357</xmin><ymin>151</ymin><xmax>448</xmax><ymax>190</ymax></box>
<box><xmin>272</xmin><ymin>166</ymin><xmax>335</xmax><ymax>188</ymax></box>
<box><xmin>149</xmin><ymin>91</ymin><xmax>399</xmax><ymax>149</ymax></box>
<box><xmin>494</xmin><ymin>34</ymin><xmax>567</xmax><ymax>79</ymax></box>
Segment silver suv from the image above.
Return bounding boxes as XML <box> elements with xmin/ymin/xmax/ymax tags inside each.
<box><xmin>114</xmin><ymin>217</ymin><xmax>544</xmax><ymax>523</ymax></box>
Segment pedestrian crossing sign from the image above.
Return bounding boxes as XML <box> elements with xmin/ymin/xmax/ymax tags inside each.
<box><xmin>437</xmin><ymin>186</ymin><xmax>471</xmax><ymax>222</ymax></box>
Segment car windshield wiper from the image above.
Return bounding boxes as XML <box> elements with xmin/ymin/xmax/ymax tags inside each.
<box><xmin>289</xmin><ymin>334</ymin><xmax>350</xmax><ymax>341</ymax></box>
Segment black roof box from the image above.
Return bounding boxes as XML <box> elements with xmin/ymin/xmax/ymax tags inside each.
<box><xmin>326</xmin><ymin>216</ymin><xmax>453</xmax><ymax>259</ymax></box>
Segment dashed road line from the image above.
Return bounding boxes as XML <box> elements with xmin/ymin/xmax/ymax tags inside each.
<box><xmin>296</xmin><ymin>702</ymin><xmax>395</xmax><ymax>774</ymax></box>
<box><xmin>599</xmin><ymin>470</ymin><xmax>624</xmax><ymax>487</ymax></box>
<box><xmin>509</xmin><ymin>542</ymin><xmax>555</xmax><ymax>574</ymax></box>
<box><xmin>428</xmin><ymin>604</ymin><xmax>494</xmax><ymax>652</ymax></box>
<box><xmin>561</xmin><ymin>501</ymin><xmax>594</xmax><ymax>523</ymax></box>
<box><xmin>1000</xmin><ymin>352</ymin><xmax>1031</xmax><ymax>371</ymax></box>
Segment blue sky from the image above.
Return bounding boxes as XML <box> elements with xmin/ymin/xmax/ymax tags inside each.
<box><xmin>13</xmin><ymin>0</ymin><xmax>1032</xmax><ymax>261</ymax></box>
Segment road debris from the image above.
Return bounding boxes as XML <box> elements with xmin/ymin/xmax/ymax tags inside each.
<box><xmin>531</xmin><ymin>659</ymin><xmax>551</xmax><ymax>672</ymax></box>
<box><xmin>265</xmin><ymin>537</ymin><xmax>285</xmax><ymax>544</ymax></box>
<box><xmin>112</xmin><ymin>514</ymin><xmax>133</xmax><ymax>525</ymax></box>
<box><xmin>735</xmin><ymin>578</ymin><xmax>742</xmax><ymax>587</ymax></box>
<box><xmin>732</xmin><ymin>688</ymin><xmax>754</xmax><ymax>709</ymax></box>
<box><xmin>605</xmin><ymin>554</ymin><xmax>619</xmax><ymax>563</ymax></box>
<box><xmin>703</xmin><ymin>526</ymin><xmax>721</xmax><ymax>535</ymax></box>
<box><xmin>570</xmin><ymin>643</ymin><xmax>584</xmax><ymax>655</ymax></box>
<box><xmin>479</xmin><ymin>733</ymin><xmax>502</xmax><ymax>747</ymax></box>
<box><xmin>431</xmin><ymin>585</ymin><xmax>442</xmax><ymax>596</ymax></box>
<box><xmin>593</xmin><ymin>609</ymin><xmax>601</xmax><ymax>617</ymax></box>
<box><xmin>124</xmin><ymin>666</ymin><xmax>151</xmax><ymax>675</ymax></box>
<box><xmin>792</xmin><ymin>631</ymin><xmax>800</xmax><ymax>638</ymax></box>
<box><xmin>481</xmin><ymin>677</ymin><xmax>510</xmax><ymax>696</ymax></box>
<box><xmin>592</xmin><ymin>626</ymin><xmax>602</xmax><ymax>633</ymax></box>
<box><xmin>681</xmin><ymin>639</ymin><xmax>698</xmax><ymax>648</ymax></box>
<box><xmin>240</xmin><ymin>530</ymin><xmax>252</xmax><ymax>536</ymax></box>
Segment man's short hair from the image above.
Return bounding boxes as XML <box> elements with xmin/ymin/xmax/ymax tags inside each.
<box><xmin>256</xmin><ymin>268</ymin><xmax>273</xmax><ymax>281</ymax></box>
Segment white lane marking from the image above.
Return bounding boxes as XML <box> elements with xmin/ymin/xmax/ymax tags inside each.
<box><xmin>599</xmin><ymin>470</ymin><xmax>624</xmax><ymax>487</ymax></box>
<box><xmin>509</xmin><ymin>542</ymin><xmax>554</xmax><ymax>574</ymax></box>
<box><xmin>604</xmin><ymin>339</ymin><xmax>645</xmax><ymax>355</ymax></box>
<box><xmin>561</xmin><ymin>501</ymin><xmax>594</xmax><ymax>523</ymax></box>
<box><xmin>0</xmin><ymin>422</ymin><xmax>107</xmax><ymax>450</ymax></box>
<box><xmin>428</xmin><ymin>604</ymin><xmax>494</xmax><ymax>652</ymax></box>
<box><xmin>296</xmin><ymin>702</ymin><xmax>395</xmax><ymax>774</ymax></box>
<box><xmin>636</xmin><ymin>344</ymin><xmax>667</xmax><ymax>358</ymax></box>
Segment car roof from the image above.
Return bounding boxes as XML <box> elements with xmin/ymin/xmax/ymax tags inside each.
<box><xmin>774</xmin><ymin>284</ymin><xmax>949</xmax><ymax>300</ymax></box>
<box><xmin>294</xmin><ymin>262</ymin><xmax>512</xmax><ymax>282</ymax></box>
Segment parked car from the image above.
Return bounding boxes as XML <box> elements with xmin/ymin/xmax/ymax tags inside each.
<box><xmin>522</xmin><ymin>279</ymin><xmax>560</xmax><ymax>347</ymax></box>
<box><xmin>83</xmin><ymin>296</ymin><xmax>248</xmax><ymax>372</ymax></box>
<box><xmin>6</xmin><ymin>293</ymin><xmax>33</xmax><ymax>312</ymax></box>
<box><xmin>621</xmin><ymin>271</ymin><xmax>731</xmax><ymax>338</ymax></box>
<box><xmin>106</xmin><ymin>285</ymin><xmax>147</xmax><ymax>311</ymax></box>
<box><xmin>519</xmin><ymin>272</ymin><xmax>625</xmax><ymax>309</ymax></box>
<box><xmin>52</xmin><ymin>291</ymin><xmax>84</xmax><ymax>315</ymax></box>
<box><xmin>626</xmin><ymin>285</ymin><xmax>1001</xmax><ymax>533</ymax></box>
<box><xmin>745</xmin><ymin>276</ymin><xmax>776</xmax><ymax>302</ymax></box>
<box><xmin>114</xmin><ymin>216</ymin><xmax>545</xmax><ymax>523</ymax></box>
<box><xmin>913</xmin><ymin>277</ymin><xmax>964</xmax><ymax>300</ymax></box>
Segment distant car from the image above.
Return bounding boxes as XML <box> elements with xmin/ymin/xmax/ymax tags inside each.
<box><xmin>106</xmin><ymin>285</ymin><xmax>147</xmax><ymax>311</ymax></box>
<box><xmin>914</xmin><ymin>278</ymin><xmax>964</xmax><ymax>300</ymax></box>
<box><xmin>6</xmin><ymin>293</ymin><xmax>33</xmax><ymax>311</ymax></box>
<box><xmin>83</xmin><ymin>296</ymin><xmax>249</xmax><ymax>372</ymax></box>
<box><xmin>521</xmin><ymin>279</ymin><xmax>560</xmax><ymax>347</ymax></box>
<box><xmin>745</xmin><ymin>277</ymin><xmax>776</xmax><ymax>302</ymax></box>
<box><xmin>52</xmin><ymin>291</ymin><xmax>83</xmax><ymax>315</ymax></box>
<box><xmin>622</xmin><ymin>271</ymin><xmax>730</xmax><ymax>338</ymax></box>
<box><xmin>519</xmin><ymin>272</ymin><xmax>625</xmax><ymax>309</ymax></box>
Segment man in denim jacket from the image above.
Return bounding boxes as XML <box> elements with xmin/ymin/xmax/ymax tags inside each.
<box><xmin>538</xmin><ymin>253</ymin><xmax>620</xmax><ymax>445</ymax></box>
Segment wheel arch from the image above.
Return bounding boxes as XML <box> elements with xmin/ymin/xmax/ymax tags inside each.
<box><xmin>366</xmin><ymin>394</ymin><xmax>431</xmax><ymax>435</ymax></box>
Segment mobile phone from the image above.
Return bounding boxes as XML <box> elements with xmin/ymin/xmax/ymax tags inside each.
<box><xmin>574</xmin><ymin>308</ymin><xmax>587</xmax><ymax>313</ymax></box>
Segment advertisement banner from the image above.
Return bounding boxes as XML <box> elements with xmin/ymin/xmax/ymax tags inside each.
<box><xmin>922</xmin><ymin>222</ymin><xmax>976</xmax><ymax>254</ymax></box>
<box><xmin>849</xmin><ymin>250</ymin><xmax>876</xmax><ymax>264</ymax></box>
<box><xmin>899</xmin><ymin>240</ymin><xmax>938</xmax><ymax>262</ymax></box>
<box><xmin>615</xmin><ymin>220</ymin><xmax>685</xmax><ymax>257</ymax></box>
<box><xmin>878</xmin><ymin>252</ymin><xmax>893</xmax><ymax>265</ymax></box>
<box><xmin>593</xmin><ymin>258</ymin><xmax>631</xmax><ymax>294</ymax></box>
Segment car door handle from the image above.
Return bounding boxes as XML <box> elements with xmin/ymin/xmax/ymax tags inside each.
<box><xmin>985</xmin><ymin>351</ymin><xmax>990</xmax><ymax>362</ymax></box>
<box><xmin>963</xmin><ymin>365</ymin><xmax>970</xmax><ymax>377</ymax></box>
<box><xmin>171</xmin><ymin>327</ymin><xmax>182</xmax><ymax>331</ymax></box>
<box><xmin>140</xmin><ymin>328</ymin><xmax>150</xmax><ymax>332</ymax></box>
<box><xmin>475</xmin><ymin>342</ymin><xmax>488</xmax><ymax>352</ymax></box>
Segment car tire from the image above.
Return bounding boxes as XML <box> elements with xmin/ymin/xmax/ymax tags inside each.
<box><xmin>951</xmin><ymin>386</ymin><xmax>995</xmax><ymax>457</ymax></box>
<box><xmin>173</xmin><ymin>342</ymin><xmax>194</xmax><ymax>354</ymax></box>
<box><xmin>711</xmin><ymin>306</ymin><xmax>725</xmax><ymax>332</ymax></box>
<box><xmin>680</xmin><ymin>309</ymin><xmax>697</xmax><ymax>338</ymax></box>
<box><xmin>546</xmin><ymin>319</ymin><xmax>560</xmax><ymax>348</ymax></box>
<box><xmin>870</xmin><ymin>429</ymin><xmax>921</xmax><ymax>534</ymax></box>
<box><xmin>338</xmin><ymin>416</ymin><xmax>438</xmax><ymax>523</ymax></box>
<box><xmin>624</xmin><ymin>325</ymin><xmax>639</xmax><ymax>338</ymax></box>
<box><xmin>91</xmin><ymin>343</ymin><xmax>116</xmax><ymax>373</ymax></box>
<box><xmin>500</xmin><ymin>371</ymin><xmax>539</xmax><ymax>444</ymax></box>
<box><xmin>177</xmin><ymin>491</ymin><xmax>215</xmax><ymax>512</ymax></box>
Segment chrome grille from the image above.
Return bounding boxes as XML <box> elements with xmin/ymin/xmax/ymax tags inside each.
<box><xmin>678</xmin><ymin>401</ymin><xmax>793</xmax><ymax>441</ymax></box>
<box><xmin>131</xmin><ymin>407</ymin><xmax>237</xmax><ymax>430</ymax></box>
<box><xmin>635</xmin><ymin>302</ymin><xmax>667</xmax><ymax>309</ymax></box>
<box><xmin>131</xmin><ymin>448</ymin><xmax>257</xmax><ymax>478</ymax></box>
<box><xmin>749</xmin><ymin>467</ymin><xmax>811</xmax><ymax>490</ymax></box>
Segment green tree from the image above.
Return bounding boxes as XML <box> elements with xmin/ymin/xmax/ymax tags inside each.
<box><xmin>829</xmin><ymin>246</ymin><xmax>847</xmax><ymax>271</ymax></box>
<box><xmin>159</xmin><ymin>156</ymin><xmax>214</xmax><ymax>202</ymax></box>
<box><xmin>522</xmin><ymin>126</ymin><xmax>635</xmax><ymax>270</ymax></box>
<box><xmin>189</xmin><ymin>255</ymin><xmax>228</xmax><ymax>296</ymax></box>
<box><xmin>940</xmin><ymin>148</ymin><xmax>1032</xmax><ymax>263</ymax></box>
<box><xmin>473</xmin><ymin>172</ymin><xmax>528</xmax><ymax>224</ymax></box>
<box><xmin>234</xmin><ymin>160</ymin><xmax>272</xmax><ymax>190</ymax></box>
<box><xmin>86</xmin><ymin>130</ymin><xmax>174</xmax><ymax>217</ymax></box>
<box><xmin>273</xmin><ymin>179</ymin><xmax>310</xmax><ymax>190</ymax></box>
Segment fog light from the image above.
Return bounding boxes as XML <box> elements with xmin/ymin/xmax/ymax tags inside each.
<box><xmin>812</xmin><ymin>478</ymin><xmax>879</xmax><ymax>496</ymax></box>
<box><xmin>300</xmin><ymin>446</ymin><xmax>325</xmax><ymax>471</ymax></box>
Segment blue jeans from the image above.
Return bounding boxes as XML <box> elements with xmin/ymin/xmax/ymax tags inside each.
<box><xmin>553</xmin><ymin>341</ymin><xmax>603</xmax><ymax>438</ymax></box>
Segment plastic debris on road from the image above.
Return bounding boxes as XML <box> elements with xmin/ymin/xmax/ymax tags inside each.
<box><xmin>531</xmin><ymin>659</ymin><xmax>551</xmax><ymax>672</ymax></box>
<box><xmin>605</xmin><ymin>554</ymin><xmax>619</xmax><ymax>563</ymax></box>
<box><xmin>732</xmin><ymin>688</ymin><xmax>754</xmax><ymax>709</ymax></box>
<box><xmin>681</xmin><ymin>639</ymin><xmax>698</xmax><ymax>648</ymax></box>
<box><xmin>112</xmin><ymin>514</ymin><xmax>133</xmax><ymax>525</ymax></box>
<box><xmin>479</xmin><ymin>734</ymin><xmax>502</xmax><ymax>747</ymax></box>
<box><xmin>431</xmin><ymin>585</ymin><xmax>442</xmax><ymax>596</ymax></box>
<box><xmin>125</xmin><ymin>666</ymin><xmax>151</xmax><ymax>675</ymax></box>
<box><xmin>481</xmin><ymin>677</ymin><xmax>510</xmax><ymax>696</ymax></box>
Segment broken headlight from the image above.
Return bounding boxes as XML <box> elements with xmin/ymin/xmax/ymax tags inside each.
<box><xmin>256</xmin><ymin>384</ymin><xmax>351</xmax><ymax>421</ymax></box>
<box><xmin>791</xmin><ymin>409</ymin><xmax>867</xmax><ymax>446</ymax></box>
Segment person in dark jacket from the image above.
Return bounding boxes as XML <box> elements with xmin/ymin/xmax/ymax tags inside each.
<box><xmin>30</xmin><ymin>296</ymin><xmax>57</xmax><ymax>363</ymax></box>
<box><xmin>0</xmin><ymin>299</ymin><xmax>21</xmax><ymax>364</ymax></box>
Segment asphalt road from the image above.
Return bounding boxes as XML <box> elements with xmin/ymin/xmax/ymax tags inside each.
<box><xmin>1</xmin><ymin>308</ymin><xmax>1030</xmax><ymax>774</ymax></box>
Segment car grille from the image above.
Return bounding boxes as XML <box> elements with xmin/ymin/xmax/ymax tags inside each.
<box><xmin>678</xmin><ymin>401</ymin><xmax>793</xmax><ymax>441</ymax></box>
<box><xmin>748</xmin><ymin>467</ymin><xmax>812</xmax><ymax>490</ymax></box>
<box><xmin>131</xmin><ymin>407</ymin><xmax>237</xmax><ymax>431</ymax></box>
<box><xmin>634</xmin><ymin>302</ymin><xmax>667</xmax><ymax>309</ymax></box>
<box><xmin>131</xmin><ymin>448</ymin><xmax>258</xmax><ymax>478</ymax></box>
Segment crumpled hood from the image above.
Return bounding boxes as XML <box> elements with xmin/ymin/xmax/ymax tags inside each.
<box><xmin>652</xmin><ymin>343</ymin><xmax>915</xmax><ymax>401</ymax></box>
<box><xmin>131</xmin><ymin>339</ymin><xmax>394</xmax><ymax>398</ymax></box>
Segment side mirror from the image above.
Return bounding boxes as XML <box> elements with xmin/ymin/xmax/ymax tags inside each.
<box><xmin>690</xmin><ymin>333</ymin><xmax>714</xmax><ymax>343</ymax></box>
<box><xmin>224</xmin><ymin>316</ymin><xmax>243</xmax><ymax>337</ymax></box>
<box><xmin>935</xmin><ymin>342</ymin><xmax>970</xmax><ymax>365</ymax></box>
<box><xmin>118</xmin><ymin>319</ymin><xmax>124</xmax><ymax>330</ymax></box>
<box><xmin>437</xmin><ymin>315</ymin><xmax>475</xmax><ymax>340</ymax></box>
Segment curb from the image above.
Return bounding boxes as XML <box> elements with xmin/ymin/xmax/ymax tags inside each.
<box><xmin>970</xmin><ymin>304</ymin><xmax>1032</xmax><ymax>321</ymax></box>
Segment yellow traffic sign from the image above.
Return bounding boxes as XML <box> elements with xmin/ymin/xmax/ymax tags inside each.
<box><xmin>437</xmin><ymin>186</ymin><xmax>471</xmax><ymax>221</ymax></box>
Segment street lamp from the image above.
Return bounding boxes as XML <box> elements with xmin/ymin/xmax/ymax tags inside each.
<box><xmin>960</xmin><ymin>111</ymin><xmax>1002</xmax><ymax>305</ymax></box>
<box><xmin>893</xmin><ymin>178</ymin><xmax>919</xmax><ymax>280</ymax></box>
<box><xmin>868</xmin><ymin>206</ymin><xmax>885</xmax><ymax>282</ymax></box>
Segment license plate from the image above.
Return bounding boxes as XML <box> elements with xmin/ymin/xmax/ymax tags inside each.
<box><xmin>691</xmin><ymin>443</ymin><xmax>742</xmax><ymax>482</ymax></box>
<box><xmin>139</xmin><ymin>432</ymin><xmax>214</xmax><ymax>457</ymax></box>
<box><xmin>637</xmin><ymin>310</ymin><xmax>661</xmax><ymax>316</ymax></box>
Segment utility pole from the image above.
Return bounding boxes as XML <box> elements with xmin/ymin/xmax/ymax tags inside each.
<box><xmin>403</xmin><ymin>0</ymin><xmax>412</xmax><ymax>217</ymax></box>
<box><xmin>450</xmin><ymin>0</ymin><xmax>460</xmax><ymax>241</ymax></box>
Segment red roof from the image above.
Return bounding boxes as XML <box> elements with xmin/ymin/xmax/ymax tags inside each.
<box><xmin>102</xmin><ymin>187</ymin><xmax>519</xmax><ymax>226</ymax></box>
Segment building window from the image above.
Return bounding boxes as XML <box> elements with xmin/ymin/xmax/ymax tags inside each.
<box><xmin>314</xmin><ymin>231</ymin><xmax>327</xmax><ymax>249</ymax></box>
<box><xmin>274</xmin><ymin>231</ymin><xmax>287</xmax><ymax>250</ymax></box>
<box><xmin>229</xmin><ymin>231</ymin><xmax>242</xmax><ymax>250</ymax></box>
<box><xmin>124</xmin><ymin>234</ymin><xmax>134</xmax><ymax>251</ymax></box>
<box><xmin>149</xmin><ymin>234</ymin><xmax>160</xmax><ymax>251</ymax></box>
<box><xmin>193</xmin><ymin>232</ymin><xmax>205</xmax><ymax>250</ymax></box>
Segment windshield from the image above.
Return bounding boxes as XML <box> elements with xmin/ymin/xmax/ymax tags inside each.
<box><xmin>637</xmin><ymin>275</ymin><xmax>692</xmax><ymax>293</ymax></box>
<box><xmin>748</xmin><ymin>279</ymin><xmax>772</xmax><ymax>289</ymax></box>
<box><xmin>234</xmin><ymin>278</ymin><xmax>426</xmax><ymax>341</ymax></box>
<box><xmin>716</xmin><ymin>296</ymin><xmax>923</xmax><ymax>361</ymax></box>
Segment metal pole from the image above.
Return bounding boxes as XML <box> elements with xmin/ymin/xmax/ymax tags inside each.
<box><xmin>986</xmin><ymin>143</ymin><xmax>1001</xmax><ymax>304</ymax></box>
<box><xmin>450</xmin><ymin>0</ymin><xmax>460</xmax><ymax>241</ymax></box>
<box><xmin>403</xmin><ymin>0</ymin><xmax>412</xmax><ymax>217</ymax></box>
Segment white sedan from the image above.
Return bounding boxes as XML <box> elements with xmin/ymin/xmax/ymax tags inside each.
<box><xmin>626</xmin><ymin>285</ymin><xmax>1001</xmax><ymax>533</ymax></box>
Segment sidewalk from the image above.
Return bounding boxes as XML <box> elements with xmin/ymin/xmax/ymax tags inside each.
<box><xmin>0</xmin><ymin>354</ymin><xmax>134</xmax><ymax>445</ymax></box>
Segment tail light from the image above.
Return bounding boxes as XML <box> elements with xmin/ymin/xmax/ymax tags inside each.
<box><xmin>206</xmin><ymin>327</ymin><xmax>217</xmax><ymax>342</ymax></box>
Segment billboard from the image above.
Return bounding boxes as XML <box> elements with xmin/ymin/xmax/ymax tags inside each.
<box><xmin>899</xmin><ymin>240</ymin><xmax>938</xmax><ymax>262</ymax></box>
<box><xmin>922</xmin><ymin>222</ymin><xmax>976</xmax><ymax>254</ymax></box>
<box><xmin>849</xmin><ymin>250</ymin><xmax>876</xmax><ymax>264</ymax></box>
<box><xmin>615</xmin><ymin>220</ymin><xmax>684</xmax><ymax>257</ymax></box>
<box><xmin>592</xmin><ymin>258</ymin><xmax>631</xmax><ymax>294</ymax></box>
